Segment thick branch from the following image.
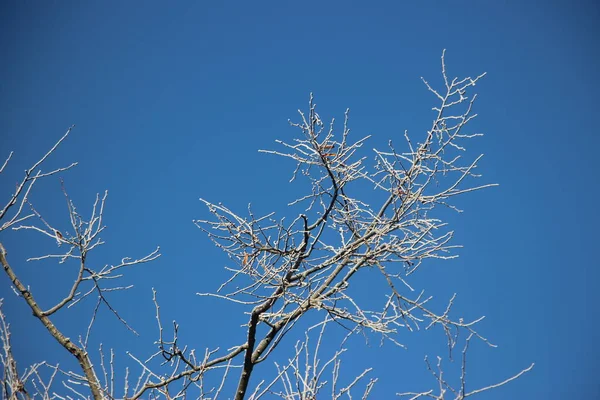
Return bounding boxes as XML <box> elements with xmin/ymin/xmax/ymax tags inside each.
<box><xmin>0</xmin><ymin>244</ymin><xmax>103</xmax><ymax>399</ymax></box>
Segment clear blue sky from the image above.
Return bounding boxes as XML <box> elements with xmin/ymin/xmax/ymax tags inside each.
<box><xmin>1</xmin><ymin>1</ymin><xmax>598</xmax><ymax>398</ymax></box>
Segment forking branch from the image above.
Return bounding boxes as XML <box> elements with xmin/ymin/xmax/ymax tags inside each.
<box><xmin>0</xmin><ymin>128</ymin><xmax>160</xmax><ymax>399</ymax></box>
<box><xmin>397</xmin><ymin>334</ymin><xmax>535</xmax><ymax>399</ymax></box>
<box><xmin>190</xmin><ymin>50</ymin><xmax>528</xmax><ymax>399</ymax></box>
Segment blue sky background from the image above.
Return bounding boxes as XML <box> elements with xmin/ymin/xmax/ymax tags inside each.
<box><xmin>1</xmin><ymin>1</ymin><xmax>598</xmax><ymax>398</ymax></box>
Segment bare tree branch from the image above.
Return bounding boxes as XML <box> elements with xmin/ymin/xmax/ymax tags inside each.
<box><xmin>0</xmin><ymin>52</ymin><xmax>531</xmax><ymax>399</ymax></box>
<box><xmin>397</xmin><ymin>334</ymin><xmax>534</xmax><ymax>399</ymax></box>
<box><xmin>193</xmin><ymin>50</ymin><xmax>508</xmax><ymax>399</ymax></box>
<box><xmin>0</xmin><ymin>126</ymin><xmax>77</xmax><ymax>232</ymax></box>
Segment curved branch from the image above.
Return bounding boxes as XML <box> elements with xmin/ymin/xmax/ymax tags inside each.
<box><xmin>0</xmin><ymin>244</ymin><xmax>104</xmax><ymax>399</ymax></box>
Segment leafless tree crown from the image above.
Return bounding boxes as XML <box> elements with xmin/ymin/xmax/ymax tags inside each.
<box><xmin>0</xmin><ymin>51</ymin><xmax>532</xmax><ymax>399</ymax></box>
